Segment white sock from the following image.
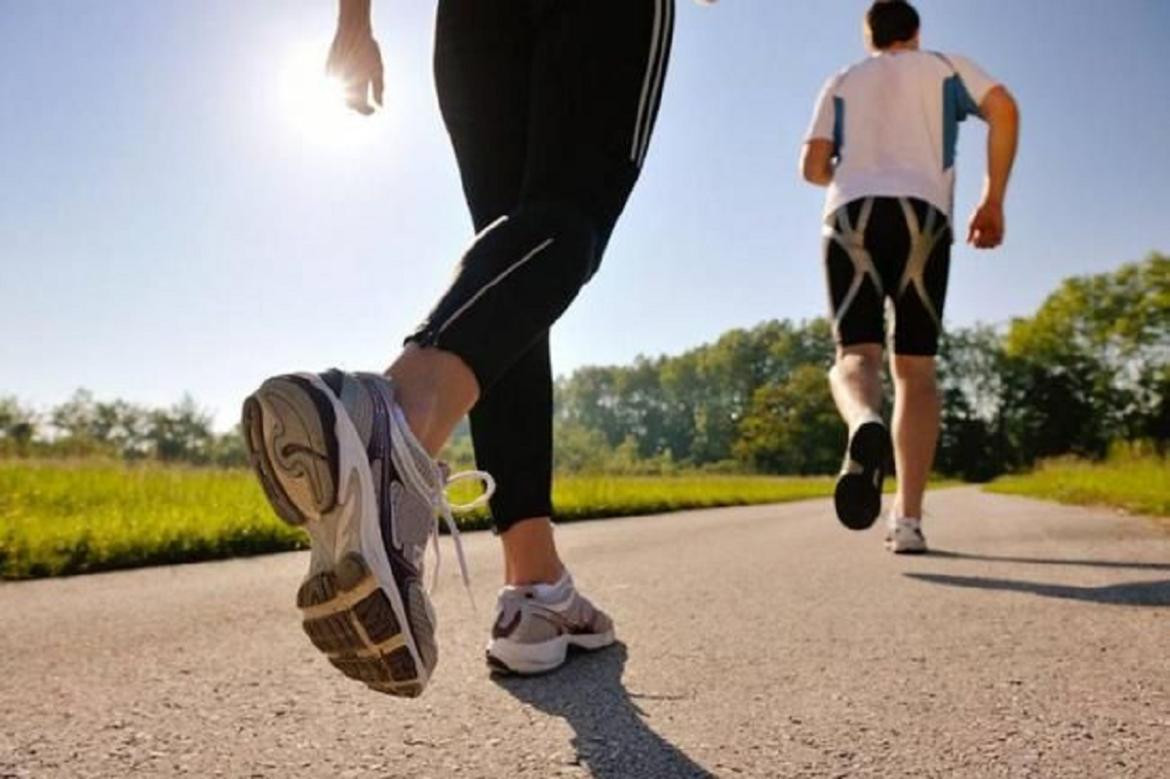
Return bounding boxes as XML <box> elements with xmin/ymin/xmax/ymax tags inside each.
<box><xmin>853</xmin><ymin>410</ymin><xmax>883</xmax><ymax>434</ymax></box>
<box><xmin>532</xmin><ymin>570</ymin><xmax>573</xmax><ymax>603</ymax></box>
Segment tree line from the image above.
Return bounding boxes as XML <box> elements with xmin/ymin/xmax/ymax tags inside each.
<box><xmin>3</xmin><ymin>253</ymin><xmax>1165</xmax><ymax>480</ymax></box>
<box><xmin>551</xmin><ymin>252</ymin><xmax>1168</xmax><ymax>480</ymax></box>
<box><xmin>0</xmin><ymin>390</ymin><xmax>246</xmax><ymax>466</ymax></box>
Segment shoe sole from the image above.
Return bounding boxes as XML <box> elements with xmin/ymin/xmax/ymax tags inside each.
<box><xmin>834</xmin><ymin>420</ymin><xmax>890</xmax><ymax>531</ymax></box>
<box><xmin>485</xmin><ymin>630</ymin><xmax>616</xmax><ymax>676</ymax></box>
<box><xmin>242</xmin><ymin>374</ymin><xmax>429</xmax><ymax>698</ymax></box>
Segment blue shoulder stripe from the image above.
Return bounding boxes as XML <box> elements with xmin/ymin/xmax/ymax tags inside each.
<box><xmin>933</xmin><ymin>52</ymin><xmax>981</xmax><ymax>170</ymax></box>
<box><xmin>832</xmin><ymin>96</ymin><xmax>845</xmax><ymax>159</ymax></box>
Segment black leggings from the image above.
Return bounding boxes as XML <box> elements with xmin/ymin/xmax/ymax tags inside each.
<box><xmin>408</xmin><ymin>0</ymin><xmax>674</xmax><ymax>531</ymax></box>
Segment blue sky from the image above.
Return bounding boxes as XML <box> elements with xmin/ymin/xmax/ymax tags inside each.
<box><xmin>2</xmin><ymin>1</ymin><xmax>1168</xmax><ymax>429</ymax></box>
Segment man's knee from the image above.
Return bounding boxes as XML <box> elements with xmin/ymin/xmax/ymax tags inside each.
<box><xmin>891</xmin><ymin>354</ymin><xmax>937</xmax><ymax>387</ymax></box>
<box><xmin>833</xmin><ymin>344</ymin><xmax>884</xmax><ymax>376</ymax></box>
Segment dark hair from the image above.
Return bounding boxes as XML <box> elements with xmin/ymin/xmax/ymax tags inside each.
<box><xmin>866</xmin><ymin>1</ymin><xmax>920</xmax><ymax>49</ymax></box>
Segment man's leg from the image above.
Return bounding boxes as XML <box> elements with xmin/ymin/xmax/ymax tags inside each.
<box><xmin>823</xmin><ymin>197</ymin><xmax>892</xmax><ymax>530</ymax></box>
<box><xmin>889</xmin><ymin>354</ymin><xmax>939</xmax><ymax>520</ymax></box>
<box><xmin>885</xmin><ymin>197</ymin><xmax>951</xmax><ymax>552</ymax></box>
<box><xmin>828</xmin><ymin>343</ymin><xmax>884</xmax><ymax>430</ymax></box>
<box><xmin>829</xmin><ymin>343</ymin><xmax>891</xmax><ymax>530</ymax></box>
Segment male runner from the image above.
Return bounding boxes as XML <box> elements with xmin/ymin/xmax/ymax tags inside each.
<box><xmin>242</xmin><ymin>0</ymin><xmax>674</xmax><ymax>696</ymax></box>
<box><xmin>801</xmin><ymin>0</ymin><xmax>1019</xmax><ymax>552</ymax></box>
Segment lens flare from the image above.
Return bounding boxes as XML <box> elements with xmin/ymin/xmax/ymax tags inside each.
<box><xmin>275</xmin><ymin>43</ymin><xmax>380</xmax><ymax>149</ymax></box>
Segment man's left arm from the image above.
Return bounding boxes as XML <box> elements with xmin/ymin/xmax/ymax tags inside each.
<box><xmin>951</xmin><ymin>55</ymin><xmax>1019</xmax><ymax>248</ymax></box>
<box><xmin>968</xmin><ymin>85</ymin><xmax>1019</xmax><ymax>248</ymax></box>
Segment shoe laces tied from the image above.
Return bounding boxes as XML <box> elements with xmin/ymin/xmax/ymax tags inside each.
<box><xmin>387</xmin><ymin>403</ymin><xmax>495</xmax><ymax>609</ymax></box>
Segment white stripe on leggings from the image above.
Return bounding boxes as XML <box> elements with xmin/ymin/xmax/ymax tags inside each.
<box><xmin>630</xmin><ymin>0</ymin><xmax>667</xmax><ymax>164</ymax></box>
<box><xmin>436</xmin><ymin>238</ymin><xmax>556</xmax><ymax>337</ymax></box>
<box><xmin>635</xmin><ymin>0</ymin><xmax>671</xmax><ymax>167</ymax></box>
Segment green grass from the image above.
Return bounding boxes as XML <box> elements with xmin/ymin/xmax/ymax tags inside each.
<box><xmin>452</xmin><ymin>473</ymin><xmax>836</xmax><ymax>528</ymax></box>
<box><xmin>986</xmin><ymin>452</ymin><xmax>1170</xmax><ymax>517</ymax></box>
<box><xmin>0</xmin><ymin>460</ymin><xmax>839</xmax><ymax>580</ymax></box>
<box><xmin>0</xmin><ymin>460</ymin><xmax>302</xmax><ymax>580</ymax></box>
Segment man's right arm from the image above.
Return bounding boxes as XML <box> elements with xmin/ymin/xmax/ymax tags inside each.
<box><xmin>801</xmin><ymin>140</ymin><xmax>835</xmax><ymax>187</ymax></box>
<box><xmin>968</xmin><ymin>85</ymin><xmax>1019</xmax><ymax>248</ymax></box>
<box><xmin>800</xmin><ymin>78</ymin><xmax>838</xmax><ymax>187</ymax></box>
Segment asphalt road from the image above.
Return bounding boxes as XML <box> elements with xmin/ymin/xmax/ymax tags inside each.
<box><xmin>2</xmin><ymin>487</ymin><xmax>1169</xmax><ymax>778</ymax></box>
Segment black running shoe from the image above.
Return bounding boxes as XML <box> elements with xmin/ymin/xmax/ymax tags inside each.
<box><xmin>833</xmin><ymin>417</ymin><xmax>891</xmax><ymax>531</ymax></box>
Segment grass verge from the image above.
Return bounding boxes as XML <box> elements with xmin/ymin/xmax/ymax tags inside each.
<box><xmin>985</xmin><ymin>452</ymin><xmax>1170</xmax><ymax>518</ymax></box>
<box><xmin>0</xmin><ymin>460</ymin><xmax>837</xmax><ymax>580</ymax></box>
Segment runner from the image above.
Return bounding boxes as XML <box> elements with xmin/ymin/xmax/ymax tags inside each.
<box><xmin>242</xmin><ymin>0</ymin><xmax>674</xmax><ymax>696</ymax></box>
<box><xmin>801</xmin><ymin>0</ymin><xmax>1019</xmax><ymax>552</ymax></box>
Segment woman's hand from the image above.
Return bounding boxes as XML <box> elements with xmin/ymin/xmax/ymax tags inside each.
<box><xmin>326</xmin><ymin>1</ymin><xmax>384</xmax><ymax>115</ymax></box>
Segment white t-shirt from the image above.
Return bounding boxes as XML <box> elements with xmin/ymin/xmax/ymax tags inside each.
<box><xmin>805</xmin><ymin>50</ymin><xmax>999</xmax><ymax>221</ymax></box>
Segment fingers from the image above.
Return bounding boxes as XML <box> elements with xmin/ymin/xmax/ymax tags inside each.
<box><xmin>967</xmin><ymin>207</ymin><xmax>1004</xmax><ymax>249</ymax></box>
<box><xmin>969</xmin><ymin>225</ymin><xmax>1003</xmax><ymax>249</ymax></box>
<box><xmin>327</xmin><ymin>37</ymin><xmax>383</xmax><ymax>115</ymax></box>
<box><xmin>325</xmin><ymin>38</ymin><xmax>342</xmax><ymax>77</ymax></box>
<box><xmin>981</xmin><ymin>216</ymin><xmax>1004</xmax><ymax>248</ymax></box>
<box><xmin>344</xmin><ymin>80</ymin><xmax>374</xmax><ymax>115</ymax></box>
<box><xmin>372</xmin><ymin>69</ymin><xmax>384</xmax><ymax>108</ymax></box>
<box><xmin>967</xmin><ymin>215</ymin><xmax>986</xmax><ymax>247</ymax></box>
<box><xmin>371</xmin><ymin>42</ymin><xmax>384</xmax><ymax>108</ymax></box>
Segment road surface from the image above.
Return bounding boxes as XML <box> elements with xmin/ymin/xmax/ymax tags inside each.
<box><xmin>2</xmin><ymin>487</ymin><xmax>1169</xmax><ymax>778</ymax></box>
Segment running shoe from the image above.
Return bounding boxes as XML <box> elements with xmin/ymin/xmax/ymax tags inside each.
<box><xmin>241</xmin><ymin>369</ymin><xmax>491</xmax><ymax>697</ymax></box>
<box><xmin>485</xmin><ymin>571</ymin><xmax>614</xmax><ymax>675</ymax></box>
<box><xmin>885</xmin><ymin>515</ymin><xmax>928</xmax><ymax>554</ymax></box>
<box><xmin>834</xmin><ymin>415</ymin><xmax>891</xmax><ymax>530</ymax></box>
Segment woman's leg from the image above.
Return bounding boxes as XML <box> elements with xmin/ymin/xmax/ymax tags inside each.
<box><xmin>425</xmin><ymin>1</ymin><xmax>559</xmax><ymax>584</ymax></box>
<box><xmin>407</xmin><ymin>0</ymin><xmax>675</xmax><ymax>553</ymax></box>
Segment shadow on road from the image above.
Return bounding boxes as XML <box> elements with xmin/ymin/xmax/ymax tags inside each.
<box><xmin>491</xmin><ymin>642</ymin><xmax>713</xmax><ymax>778</ymax></box>
<box><xmin>927</xmin><ymin>549</ymin><xmax>1170</xmax><ymax>572</ymax></box>
<box><xmin>906</xmin><ymin>573</ymin><xmax>1170</xmax><ymax>606</ymax></box>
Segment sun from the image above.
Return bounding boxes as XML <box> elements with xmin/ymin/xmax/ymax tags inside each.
<box><xmin>275</xmin><ymin>42</ymin><xmax>382</xmax><ymax>149</ymax></box>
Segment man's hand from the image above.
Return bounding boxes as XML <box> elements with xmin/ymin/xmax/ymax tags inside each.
<box><xmin>326</xmin><ymin>10</ymin><xmax>383</xmax><ymax>116</ymax></box>
<box><xmin>967</xmin><ymin>199</ymin><xmax>1004</xmax><ymax>249</ymax></box>
<box><xmin>800</xmin><ymin>139</ymin><xmax>835</xmax><ymax>187</ymax></box>
<box><xmin>970</xmin><ymin>86</ymin><xmax>1018</xmax><ymax>250</ymax></box>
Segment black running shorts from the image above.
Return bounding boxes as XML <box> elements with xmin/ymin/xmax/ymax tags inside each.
<box><xmin>823</xmin><ymin>196</ymin><xmax>951</xmax><ymax>356</ymax></box>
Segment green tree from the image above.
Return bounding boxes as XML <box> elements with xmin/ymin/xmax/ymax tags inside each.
<box><xmin>208</xmin><ymin>425</ymin><xmax>250</xmax><ymax>468</ymax></box>
<box><xmin>553</xmin><ymin>422</ymin><xmax>614</xmax><ymax>473</ymax></box>
<box><xmin>935</xmin><ymin>326</ymin><xmax>1018</xmax><ymax>480</ymax></box>
<box><xmin>0</xmin><ymin>396</ymin><xmax>38</xmax><ymax>454</ymax></box>
<box><xmin>147</xmin><ymin>395</ymin><xmax>214</xmax><ymax>463</ymax></box>
<box><xmin>557</xmin><ymin>318</ymin><xmax>836</xmax><ymax>467</ymax></box>
<box><xmin>733</xmin><ymin>364</ymin><xmax>842</xmax><ymax>474</ymax></box>
<box><xmin>1004</xmin><ymin>252</ymin><xmax>1170</xmax><ymax>457</ymax></box>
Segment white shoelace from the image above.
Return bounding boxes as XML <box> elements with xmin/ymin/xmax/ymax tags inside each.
<box><xmin>387</xmin><ymin>404</ymin><xmax>495</xmax><ymax>607</ymax></box>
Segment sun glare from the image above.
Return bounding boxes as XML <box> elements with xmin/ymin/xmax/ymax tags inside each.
<box><xmin>275</xmin><ymin>43</ymin><xmax>382</xmax><ymax>149</ymax></box>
